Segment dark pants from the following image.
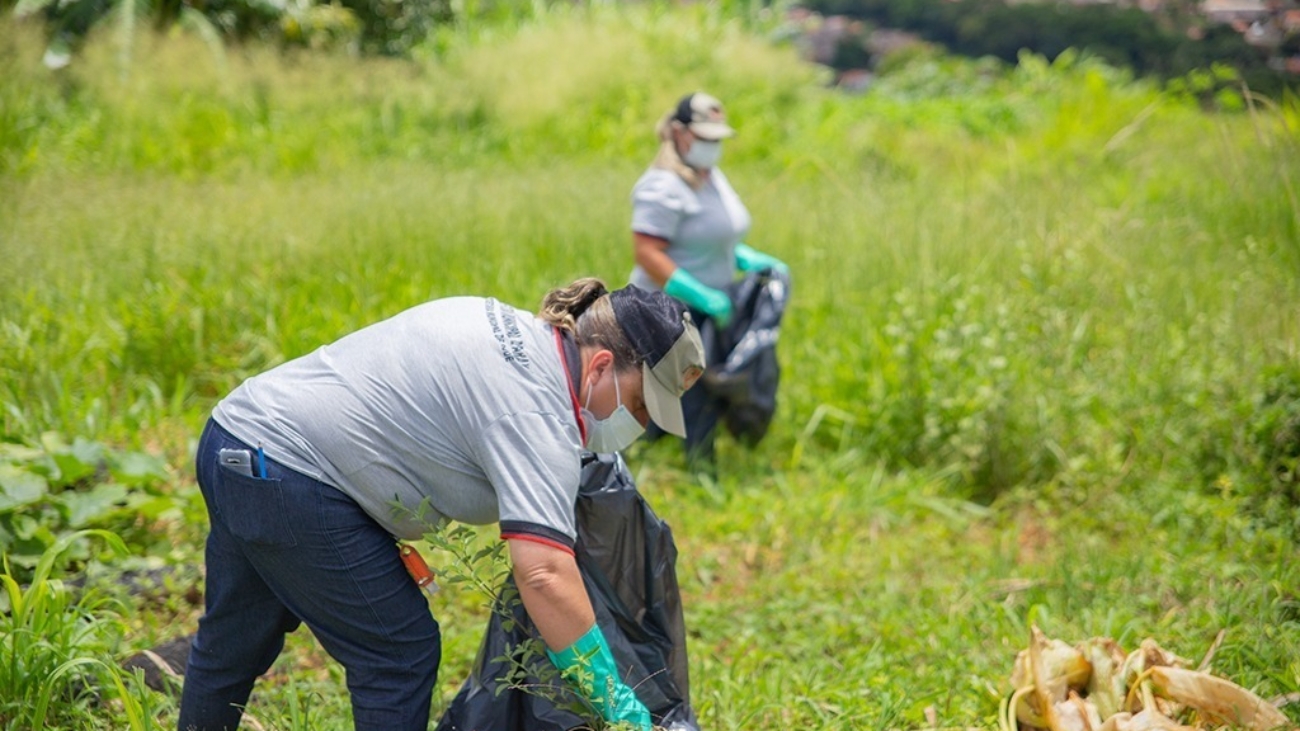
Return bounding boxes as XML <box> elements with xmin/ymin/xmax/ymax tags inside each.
<box><xmin>178</xmin><ymin>420</ymin><xmax>440</xmax><ymax>731</ymax></box>
<box><xmin>680</xmin><ymin>367</ymin><xmax>721</xmax><ymax>467</ymax></box>
<box><xmin>645</xmin><ymin>309</ymin><xmax>721</xmax><ymax>470</ymax></box>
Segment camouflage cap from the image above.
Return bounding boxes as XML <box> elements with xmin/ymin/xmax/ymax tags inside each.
<box><xmin>672</xmin><ymin>92</ymin><xmax>736</xmax><ymax>141</ymax></box>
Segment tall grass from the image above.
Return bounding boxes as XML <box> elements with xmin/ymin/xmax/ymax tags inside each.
<box><xmin>0</xmin><ymin>529</ymin><xmax>171</xmax><ymax>729</ymax></box>
<box><xmin>1</xmin><ymin>5</ymin><xmax>1299</xmax><ymax>728</ymax></box>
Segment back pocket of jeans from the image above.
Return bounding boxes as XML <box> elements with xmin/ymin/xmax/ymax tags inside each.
<box><xmin>215</xmin><ymin>466</ymin><xmax>298</xmax><ymax>547</ymax></box>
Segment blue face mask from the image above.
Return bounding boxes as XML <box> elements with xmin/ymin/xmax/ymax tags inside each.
<box><xmin>581</xmin><ymin>370</ymin><xmax>645</xmax><ymax>454</ymax></box>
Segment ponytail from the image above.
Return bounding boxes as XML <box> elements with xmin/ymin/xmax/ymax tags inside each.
<box><xmin>539</xmin><ymin>278</ymin><xmax>640</xmax><ymax>372</ymax></box>
<box><xmin>652</xmin><ymin>113</ymin><xmax>703</xmax><ymax>189</ymax></box>
<box><xmin>538</xmin><ymin>278</ymin><xmax>609</xmax><ymax>334</ymax></box>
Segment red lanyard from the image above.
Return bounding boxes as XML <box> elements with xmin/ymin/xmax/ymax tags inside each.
<box><xmin>553</xmin><ymin>327</ymin><xmax>587</xmax><ymax>445</ymax></box>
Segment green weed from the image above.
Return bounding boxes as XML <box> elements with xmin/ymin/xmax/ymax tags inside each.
<box><xmin>0</xmin><ymin>432</ymin><xmax>185</xmax><ymax>583</ymax></box>
<box><xmin>0</xmin><ymin>529</ymin><xmax>157</xmax><ymax>729</ymax></box>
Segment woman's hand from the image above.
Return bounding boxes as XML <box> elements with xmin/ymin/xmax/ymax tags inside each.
<box><xmin>546</xmin><ymin>624</ymin><xmax>654</xmax><ymax>730</ymax></box>
<box><xmin>735</xmin><ymin>242</ymin><xmax>789</xmax><ymax>275</ymax></box>
<box><xmin>664</xmin><ymin>269</ymin><xmax>733</xmax><ymax>326</ymax></box>
<box><xmin>634</xmin><ymin>231</ymin><xmax>734</xmax><ymax>325</ymax></box>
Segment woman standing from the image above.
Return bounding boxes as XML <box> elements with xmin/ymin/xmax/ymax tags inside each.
<box><xmin>178</xmin><ymin>279</ymin><xmax>705</xmax><ymax>731</ymax></box>
<box><xmin>629</xmin><ymin>91</ymin><xmax>787</xmax><ymax>466</ymax></box>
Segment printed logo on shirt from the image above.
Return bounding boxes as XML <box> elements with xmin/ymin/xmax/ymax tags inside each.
<box><xmin>485</xmin><ymin>298</ymin><xmax>531</xmax><ymax>367</ymax></box>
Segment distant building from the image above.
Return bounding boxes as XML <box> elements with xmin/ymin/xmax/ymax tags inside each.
<box><xmin>1245</xmin><ymin>18</ymin><xmax>1284</xmax><ymax>45</ymax></box>
<box><xmin>1201</xmin><ymin>0</ymin><xmax>1271</xmax><ymax>23</ymax></box>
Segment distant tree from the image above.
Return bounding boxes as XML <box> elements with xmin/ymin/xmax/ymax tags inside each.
<box><xmin>11</xmin><ymin>0</ymin><xmax>455</xmax><ymax>62</ymax></box>
<box><xmin>1168</xmin><ymin>24</ymin><xmax>1271</xmax><ymax>80</ymax></box>
<box><xmin>338</xmin><ymin>0</ymin><xmax>451</xmax><ymax>56</ymax></box>
<box><xmin>1281</xmin><ymin>33</ymin><xmax>1300</xmax><ymax>57</ymax></box>
<box><xmin>831</xmin><ymin>29</ymin><xmax>873</xmax><ymax>69</ymax></box>
<box><xmin>801</xmin><ymin>0</ymin><xmax>1289</xmax><ymax>91</ymax></box>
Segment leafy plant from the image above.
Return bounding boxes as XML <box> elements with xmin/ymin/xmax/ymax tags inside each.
<box><xmin>1253</xmin><ymin>368</ymin><xmax>1300</xmax><ymax>490</ymax></box>
<box><xmin>418</xmin><ymin>521</ymin><xmax>615</xmax><ymax>728</ymax></box>
<box><xmin>0</xmin><ymin>432</ymin><xmax>176</xmax><ymax>583</ymax></box>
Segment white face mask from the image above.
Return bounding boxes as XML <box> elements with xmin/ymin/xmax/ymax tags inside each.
<box><xmin>581</xmin><ymin>369</ymin><xmax>645</xmax><ymax>454</ymax></box>
<box><xmin>682</xmin><ymin>138</ymin><xmax>722</xmax><ymax>170</ymax></box>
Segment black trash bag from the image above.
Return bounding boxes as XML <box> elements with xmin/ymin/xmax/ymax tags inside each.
<box><xmin>436</xmin><ymin>452</ymin><xmax>701</xmax><ymax>731</ymax></box>
<box><xmin>699</xmin><ymin>267</ymin><xmax>791</xmax><ymax>446</ymax></box>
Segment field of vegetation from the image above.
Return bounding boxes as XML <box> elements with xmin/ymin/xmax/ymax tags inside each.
<box><xmin>2</xmin><ymin>3</ymin><xmax>1299</xmax><ymax>729</ymax></box>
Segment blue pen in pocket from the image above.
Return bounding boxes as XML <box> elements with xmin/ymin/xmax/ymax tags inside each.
<box><xmin>257</xmin><ymin>442</ymin><xmax>267</xmax><ymax>479</ymax></box>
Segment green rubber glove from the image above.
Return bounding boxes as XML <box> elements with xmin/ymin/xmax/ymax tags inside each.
<box><xmin>547</xmin><ymin>624</ymin><xmax>652</xmax><ymax>731</ymax></box>
<box><xmin>664</xmin><ymin>268</ymin><xmax>733</xmax><ymax>326</ymax></box>
<box><xmin>734</xmin><ymin>242</ymin><xmax>789</xmax><ymax>274</ymax></box>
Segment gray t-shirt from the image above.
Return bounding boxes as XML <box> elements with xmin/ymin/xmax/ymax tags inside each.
<box><xmin>629</xmin><ymin>167</ymin><xmax>752</xmax><ymax>291</ymax></box>
<box><xmin>212</xmin><ymin>296</ymin><xmax>584</xmax><ymax>548</ymax></box>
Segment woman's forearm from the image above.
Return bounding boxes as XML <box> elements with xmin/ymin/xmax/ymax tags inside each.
<box><xmin>508</xmin><ymin>538</ymin><xmax>596</xmax><ymax>651</ymax></box>
<box><xmin>633</xmin><ymin>232</ymin><xmax>677</xmax><ymax>288</ymax></box>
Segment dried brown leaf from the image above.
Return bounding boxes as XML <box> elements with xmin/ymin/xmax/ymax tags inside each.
<box><xmin>1147</xmin><ymin>666</ymin><xmax>1294</xmax><ymax>731</ymax></box>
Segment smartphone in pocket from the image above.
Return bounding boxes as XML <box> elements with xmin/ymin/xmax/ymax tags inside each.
<box><xmin>218</xmin><ymin>448</ymin><xmax>254</xmax><ymax>477</ymax></box>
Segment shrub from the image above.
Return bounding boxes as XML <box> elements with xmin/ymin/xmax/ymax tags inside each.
<box><xmin>0</xmin><ymin>433</ymin><xmax>179</xmax><ymax>583</ymax></box>
<box><xmin>1248</xmin><ymin>367</ymin><xmax>1300</xmax><ymax>507</ymax></box>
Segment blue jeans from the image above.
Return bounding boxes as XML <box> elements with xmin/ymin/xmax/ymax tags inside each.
<box><xmin>179</xmin><ymin>419</ymin><xmax>441</xmax><ymax>731</ymax></box>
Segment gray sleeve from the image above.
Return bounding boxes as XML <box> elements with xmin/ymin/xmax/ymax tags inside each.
<box><xmin>476</xmin><ymin>411</ymin><xmax>582</xmax><ymax>546</ymax></box>
<box><xmin>631</xmin><ymin>170</ymin><xmax>690</xmax><ymax>240</ymax></box>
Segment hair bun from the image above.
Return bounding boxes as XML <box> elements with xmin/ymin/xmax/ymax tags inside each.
<box><xmin>569</xmin><ymin>281</ymin><xmax>608</xmax><ymax>320</ymax></box>
<box><xmin>538</xmin><ymin>277</ymin><xmax>610</xmax><ymax>333</ymax></box>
